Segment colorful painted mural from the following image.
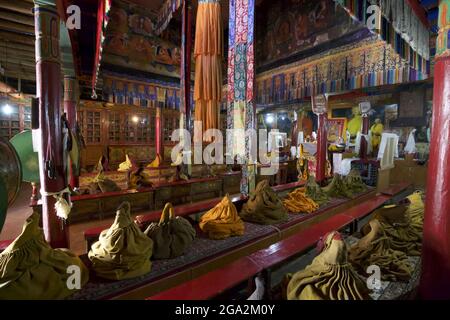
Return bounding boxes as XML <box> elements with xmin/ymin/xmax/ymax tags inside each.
<box><xmin>102</xmin><ymin>0</ymin><xmax>182</xmax><ymax>78</ymax></box>
<box><xmin>254</xmin><ymin>35</ymin><xmax>428</xmax><ymax>106</ymax></box>
<box><xmin>255</xmin><ymin>0</ymin><xmax>363</xmax><ymax>68</ymax></box>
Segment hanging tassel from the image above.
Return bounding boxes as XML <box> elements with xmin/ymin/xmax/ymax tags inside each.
<box><xmin>40</xmin><ymin>187</ymin><xmax>73</xmax><ymax>221</ymax></box>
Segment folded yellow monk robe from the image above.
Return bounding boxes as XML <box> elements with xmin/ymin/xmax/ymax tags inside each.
<box><xmin>322</xmin><ymin>174</ymin><xmax>353</xmax><ymax>198</ymax></box>
<box><xmin>145</xmin><ymin>203</ymin><xmax>196</xmax><ymax>259</ymax></box>
<box><xmin>239</xmin><ymin>180</ymin><xmax>288</xmax><ymax>225</ymax></box>
<box><xmin>87</xmin><ymin>170</ymin><xmax>121</xmax><ymax>194</ymax></box>
<box><xmin>0</xmin><ymin>213</ymin><xmax>89</xmax><ymax>299</ymax></box>
<box><xmin>343</xmin><ymin>168</ymin><xmax>368</xmax><ymax>194</ymax></box>
<box><xmin>349</xmin><ymin>219</ymin><xmax>413</xmax><ymax>282</ymax></box>
<box><xmin>287</xmin><ymin>232</ymin><xmax>370</xmax><ymax>300</ymax></box>
<box><xmin>148</xmin><ymin>153</ymin><xmax>162</xmax><ymax>168</ymax></box>
<box><xmin>118</xmin><ymin>154</ymin><xmax>133</xmax><ymax>172</ymax></box>
<box><xmin>364</xmin><ymin>204</ymin><xmax>422</xmax><ymax>256</ymax></box>
<box><xmin>303</xmin><ymin>175</ymin><xmax>329</xmax><ymax>205</ymax></box>
<box><xmin>405</xmin><ymin>191</ymin><xmax>424</xmax><ymax>234</ymax></box>
<box><xmin>199</xmin><ymin>195</ymin><xmax>245</xmax><ymax>240</ymax></box>
<box><xmin>88</xmin><ymin>202</ymin><xmax>153</xmax><ymax>280</ymax></box>
<box><xmin>283</xmin><ymin>188</ymin><xmax>319</xmax><ymax>214</ymax></box>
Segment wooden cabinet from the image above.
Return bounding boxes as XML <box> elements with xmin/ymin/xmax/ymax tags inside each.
<box><xmin>78</xmin><ymin>101</ymin><xmax>181</xmax><ymax>169</ymax></box>
<box><xmin>0</xmin><ymin>103</ymin><xmax>31</xmax><ymax>140</ymax></box>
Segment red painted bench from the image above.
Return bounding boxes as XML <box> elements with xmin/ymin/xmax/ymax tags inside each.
<box><xmin>148</xmin><ymin>257</ymin><xmax>261</xmax><ymax>300</ymax></box>
<box><xmin>0</xmin><ymin>239</ymin><xmax>13</xmax><ymax>253</ymax></box>
<box><xmin>147</xmin><ymin>213</ymin><xmax>355</xmax><ymax>300</ymax></box>
<box><xmin>145</xmin><ymin>186</ymin><xmax>411</xmax><ymax>300</ymax></box>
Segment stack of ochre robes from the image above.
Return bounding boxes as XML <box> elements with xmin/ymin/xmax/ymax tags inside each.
<box><xmin>322</xmin><ymin>174</ymin><xmax>353</xmax><ymax>199</ymax></box>
<box><xmin>343</xmin><ymin>169</ymin><xmax>368</xmax><ymax>194</ymax></box>
<box><xmin>128</xmin><ymin>167</ymin><xmax>153</xmax><ymax>190</ymax></box>
<box><xmin>405</xmin><ymin>191</ymin><xmax>424</xmax><ymax>234</ymax></box>
<box><xmin>283</xmin><ymin>187</ymin><xmax>319</xmax><ymax>214</ymax></box>
<box><xmin>302</xmin><ymin>176</ymin><xmax>329</xmax><ymax>206</ymax></box>
<box><xmin>287</xmin><ymin>232</ymin><xmax>370</xmax><ymax>300</ymax></box>
<box><xmin>364</xmin><ymin>204</ymin><xmax>422</xmax><ymax>256</ymax></box>
<box><xmin>88</xmin><ymin>202</ymin><xmax>153</xmax><ymax>280</ymax></box>
<box><xmin>199</xmin><ymin>195</ymin><xmax>245</xmax><ymax>240</ymax></box>
<box><xmin>239</xmin><ymin>180</ymin><xmax>288</xmax><ymax>225</ymax></box>
<box><xmin>87</xmin><ymin>170</ymin><xmax>121</xmax><ymax>194</ymax></box>
<box><xmin>0</xmin><ymin>213</ymin><xmax>89</xmax><ymax>299</ymax></box>
<box><xmin>349</xmin><ymin>219</ymin><xmax>413</xmax><ymax>282</ymax></box>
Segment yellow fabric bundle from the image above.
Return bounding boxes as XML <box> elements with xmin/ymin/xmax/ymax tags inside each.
<box><xmin>194</xmin><ymin>0</ymin><xmax>223</xmax><ymax>136</ymax></box>
<box><xmin>88</xmin><ymin>170</ymin><xmax>121</xmax><ymax>194</ymax></box>
<box><xmin>283</xmin><ymin>188</ymin><xmax>319</xmax><ymax>214</ymax></box>
<box><xmin>118</xmin><ymin>154</ymin><xmax>133</xmax><ymax>172</ymax></box>
<box><xmin>239</xmin><ymin>180</ymin><xmax>288</xmax><ymax>225</ymax></box>
<box><xmin>364</xmin><ymin>205</ymin><xmax>422</xmax><ymax>256</ymax></box>
<box><xmin>406</xmin><ymin>191</ymin><xmax>424</xmax><ymax>233</ymax></box>
<box><xmin>343</xmin><ymin>169</ymin><xmax>368</xmax><ymax>194</ymax></box>
<box><xmin>147</xmin><ymin>154</ymin><xmax>162</xmax><ymax>168</ymax></box>
<box><xmin>347</xmin><ymin>111</ymin><xmax>362</xmax><ymax>140</ymax></box>
<box><xmin>199</xmin><ymin>195</ymin><xmax>245</xmax><ymax>240</ymax></box>
<box><xmin>88</xmin><ymin>202</ymin><xmax>153</xmax><ymax>280</ymax></box>
<box><xmin>370</xmin><ymin>122</ymin><xmax>384</xmax><ymax>150</ymax></box>
<box><xmin>322</xmin><ymin>174</ymin><xmax>353</xmax><ymax>198</ymax></box>
<box><xmin>128</xmin><ymin>168</ymin><xmax>153</xmax><ymax>190</ymax></box>
<box><xmin>0</xmin><ymin>213</ymin><xmax>89</xmax><ymax>299</ymax></box>
<box><xmin>145</xmin><ymin>203</ymin><xmax>196</xmax><ymax>259</ymax></box>
<box><xmin>349</xmin><ymin>219</ymin><xmax>413</xmax><ymax>282</ymax></box>
<box><xmin>287</xmin><ymin>232</ymin><xmax>370</xmax><ymax>300</ymax></box>
<box><xmin>303</xmin><ymin>175</ymin><xmax>329</xmax><ymax>205</ymax></box>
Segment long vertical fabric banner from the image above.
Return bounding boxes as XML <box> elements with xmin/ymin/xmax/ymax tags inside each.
<box><xmin>228</xmin><ymin>0</ymin><xmax>256</xmax><ymax>196</ymax></box>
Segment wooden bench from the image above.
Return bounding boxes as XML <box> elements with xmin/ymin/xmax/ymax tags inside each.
<box><xmin>0</xmin><ymin>239</ymin><xmax>13</xmax><ymax>253</ymax></box>
<box><xmin>145</xmin><ymin>186</ymin><xmax>409</xmax><ymax>300</ymax></box>
<box><xmin>32</xmin><ymin>187</ymin><xmax>155</xmax><ymax>223</ymax></box>
<box><xmin>147</xmin><ymin>213</ymin><xmax>355</xmax><ymax>300</ymax></box>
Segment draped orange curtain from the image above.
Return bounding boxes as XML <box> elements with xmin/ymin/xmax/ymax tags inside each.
<box><xmin>194</xmin><ymin>0</ymin><xmax>223</xmax><ymax>141</ymax></box>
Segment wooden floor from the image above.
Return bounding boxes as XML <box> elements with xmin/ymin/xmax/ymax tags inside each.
<box><xmin>0</xmin><ymin>183</ymin><xmax>115</xmax><ymax>255</ymax></box>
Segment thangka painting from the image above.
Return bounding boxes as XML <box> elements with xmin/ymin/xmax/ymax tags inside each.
<box><xmin>326</xmin><ymin>118</ymin><xmax>347</xmax><ymax>143</ymax></box>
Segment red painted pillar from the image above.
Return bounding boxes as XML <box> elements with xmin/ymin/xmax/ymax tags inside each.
<box><xmin>420</xmin><ymin>0</ymin><xmax>450</xmax><ymax>298</ymax></box>
<box><xmin>64</xmin><ymin>76</ymin><xmax>79</xmax><ymax>188</ymax></box>
<box><xmin>359</xmin><ymin>116</ymin><xmax>369</xmax><ymax>159</ymax></box>
<box><xmin>155</xmin><ymin>106</ymin><xmax>163</xmax><ymax>160</ymax></box>
<box><xmin>181</xmin><ymin>0</ymin><xmax>192</xmax><ymax>130</ymax></box>
<box><xmin>34</xmin><ymin>3</ymin><xmax>69</xmax><ymax>248</ymax></box>
<box><xmin>316</xmin><ymin>113</ymin><xmax>327</xmax><ymax>183</ymax></box>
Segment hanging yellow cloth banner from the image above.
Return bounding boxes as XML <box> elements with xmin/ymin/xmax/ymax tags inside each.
<box><xmin>194</xmin><ymin>0</ymin><xmax>223</xmax><ymax>139</ymax></box>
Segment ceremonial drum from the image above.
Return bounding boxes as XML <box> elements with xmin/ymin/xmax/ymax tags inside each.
<box><xmin>0</xmin><ymin>139</ymin><xmax>22</xmax><ymax>231</ymax></box>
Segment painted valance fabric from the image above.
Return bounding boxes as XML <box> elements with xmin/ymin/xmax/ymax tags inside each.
<box><xmin>102</xmin><ymin>72</ymin><xmax>194</xmax><ymax>110</ymax></box>
<box><xmin>194</xmin><ymin>0</ymin><xmax>223</xmax><ymax>137</ymax></box>
<box><xmin>255</xmin><ymin>36</ymin><xmax>428</xmax><ymax>105</ymax></box>
<box><xmin>153</xmin><ymin>0</ymin><xmax>183</xmax><ymax>36</ymax></box>
<box><xmin>334</xmin><ymin>0</ymin><xmax>430</xmax><ymax>63</ymax></box>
